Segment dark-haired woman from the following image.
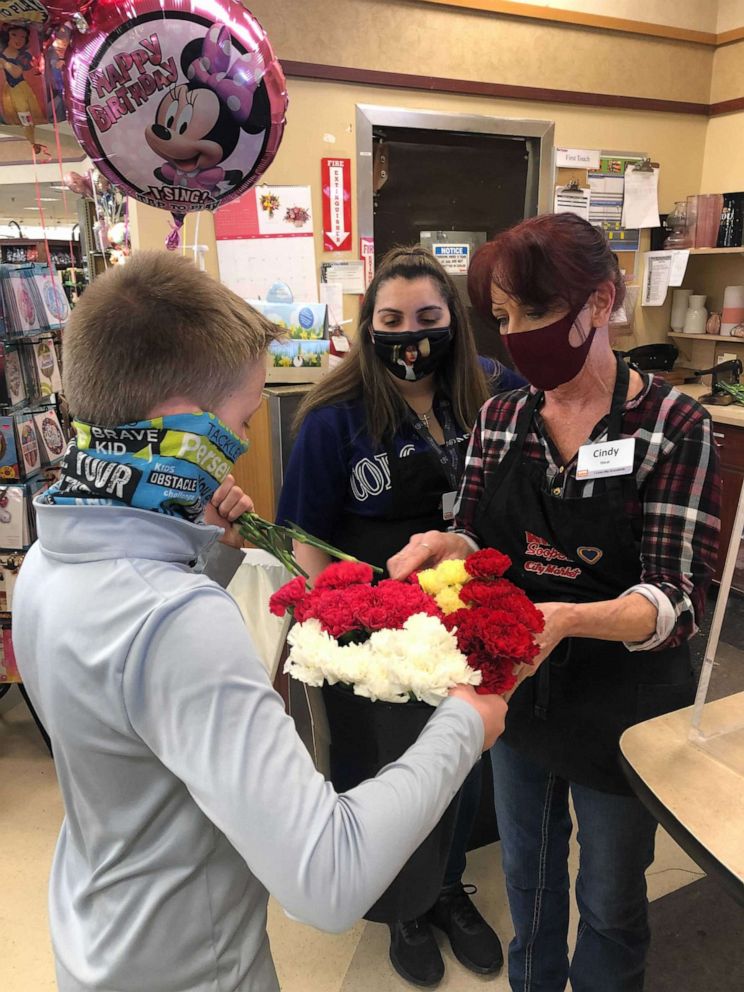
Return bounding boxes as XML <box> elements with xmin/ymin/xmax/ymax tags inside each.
<box><xmin>277</xmin><ymin>245</ymin><xmax>523</xmax><ymax>987</ymax></box>
<box><xmin>389</xmin><ymin>214</ymin><xmax>721</xmax><ymax>992</ymax></box>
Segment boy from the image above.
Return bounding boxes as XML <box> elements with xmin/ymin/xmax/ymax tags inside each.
<box><xmin>13</xmin><ymin>252</ymin><xmax>507</xmax><ymax>992</ymax></box>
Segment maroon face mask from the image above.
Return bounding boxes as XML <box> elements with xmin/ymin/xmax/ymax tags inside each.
<box><xmin>503</xmin><ymin>304</ymin><xmax>596</xmax><ymax>391</ymax></box>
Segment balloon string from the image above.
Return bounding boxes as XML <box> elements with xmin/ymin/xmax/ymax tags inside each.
<box><xmin>47</xmin><ymin>70</ymin><xmax>77</xmax><ymax>280</ymax></box>
<box><xmin>193</xmin><ymin>212</ymin><xmax>201</xmax><ymax>268</ymax></box>
<box><xmin>31</xmin><ymin>145</ymin><xmax>53</xmax><ymax>272</ymax></box>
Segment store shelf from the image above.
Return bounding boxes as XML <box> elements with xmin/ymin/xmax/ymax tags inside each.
<box><xmin>670</xmin><ymin>333</ymin><xmax>744</xmax><ymax>342</ymax></box>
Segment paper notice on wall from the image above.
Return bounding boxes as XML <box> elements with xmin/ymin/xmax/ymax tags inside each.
<box><xmin>668</xmin><ymin>250</ymin><xmax>690</xmax><ymax>287</ymax></box>
<box><xmin>642</xmin><ymin>252</ymin><xmax>673</xmax><ymax>306</ymax></box>
<box><xmin>589</xmin><ymin>174</ymin><xmax>625</xmax><ymax>224</ymax></box>
<box><xmin>319</xmin><ymin>282</ymin><xmax>344</xmax><ymax>326</ymax></box>
<box><xmin>321</xmin><ymin>261</ymin><xmax>365</xmax><ymax>295</ymax></box>
<box><xmin>554</xmin><ymin>186</ymin><xmax>590</xmax><ymax>221</ymax></box>
<box><xmin>622</xmin><ymin>166</ymin><xmax>660</xmax><ymax>229</ymax></box>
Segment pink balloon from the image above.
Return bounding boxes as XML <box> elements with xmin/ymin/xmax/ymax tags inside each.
<box><xmin>63</xmin><ymin>0</ymin><xmax>288</xmax><ymax>221</ymax></box>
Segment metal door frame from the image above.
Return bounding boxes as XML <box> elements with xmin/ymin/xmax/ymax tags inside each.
<box><xmin>355</xmin><ymin>103</ymin><xmax>555</xmax><ymax>242</ymax></box>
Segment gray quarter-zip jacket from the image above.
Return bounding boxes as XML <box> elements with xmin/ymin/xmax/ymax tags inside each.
<box><xmin>13</xmin><ymin>500</ymin><xmax>482</xmax><ymax>992</ymax></box>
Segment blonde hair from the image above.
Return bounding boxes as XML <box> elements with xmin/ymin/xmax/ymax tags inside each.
<box><xmin>295</xmin><ymin>245</ymin><xmax>491</xmax><ymax>443</ymax></box>
<box><xmin>63</xmin><ymin>251</ymin><xmax>278</xmax><ymax>425</ymax></box>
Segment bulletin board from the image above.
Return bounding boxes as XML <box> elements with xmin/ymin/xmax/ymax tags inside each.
<box><xmin>553</xmin><ymin>149</ymin><xmax>657</xmax><ymax>337</ymax></box>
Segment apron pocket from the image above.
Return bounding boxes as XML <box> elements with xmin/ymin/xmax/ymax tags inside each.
<box><xmin>635</xmin><ymin>681</ymin><xmax>696</xmax><ymax>724</ymax></box>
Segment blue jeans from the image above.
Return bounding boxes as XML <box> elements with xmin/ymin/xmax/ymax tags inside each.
<box><xmin>491</xmin><ymin>740</ymin><xmax>657</xmax><ymax>992</ymax></box>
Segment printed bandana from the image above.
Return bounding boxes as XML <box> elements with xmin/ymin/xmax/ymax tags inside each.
<box><xmin>43</xmin><ymin>413</ymin><xmax>248</xmax><ymax>522</ymax></box>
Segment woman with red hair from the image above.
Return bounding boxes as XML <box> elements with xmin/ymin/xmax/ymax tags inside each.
<box><xmin>389</xmin><ymin>213</ymin><xmax>721</xmax><ymax>992</ymax></box>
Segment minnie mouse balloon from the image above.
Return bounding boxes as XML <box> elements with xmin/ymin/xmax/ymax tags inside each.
<box><xmin>63</xmin><ymin>0</ymin><xmax>288</xmax><ymax>222</ymax></box>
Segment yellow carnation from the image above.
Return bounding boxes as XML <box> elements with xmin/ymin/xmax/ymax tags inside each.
<box><xmin>418</xmin><ymin>559</ymin><xmax>469</xmax><ymax>596</ymax></box>
<box><xmin>435</xmin><ymin>585</ymin><xmax>465</xmax><ymax>614</ymax></box>
<box><xmin>434</xmin><ymin>560</ymin><xmax>469</xmax><ymax>586</ymax></box>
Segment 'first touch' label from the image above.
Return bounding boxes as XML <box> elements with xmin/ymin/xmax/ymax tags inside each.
<box><xmin>576</xmin><ymin>437</ymin><xmax>635</xmax><ymax>480</ymax></box>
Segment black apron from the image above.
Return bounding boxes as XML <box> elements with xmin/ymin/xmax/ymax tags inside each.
<box><xmin>474</xmin><ymin>356</ymin><xmax>694</xmax><ymax>794</ymax></box>
<box><xmin>333</xmin><ymin>399</ymin><xmax>468</xmax><ymax>574</ymax></box>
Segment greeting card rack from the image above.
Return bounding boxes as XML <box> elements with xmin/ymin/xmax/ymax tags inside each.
<box><xmin>0</xmin><ymin>261</ymin><xmax>72</xmax><ymax>701</ymax></box>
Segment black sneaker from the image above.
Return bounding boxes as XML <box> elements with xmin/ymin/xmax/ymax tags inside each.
<box><xmin>388</xmin><ymin>917</ymin><xmax>445</xmax><ymax>988</ymax></box>
<box><xmin>428</xmin><ymin>882</ymin><xmax>503</xmax><ymax>975</ymax></box>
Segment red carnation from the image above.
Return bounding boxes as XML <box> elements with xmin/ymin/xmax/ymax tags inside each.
<box><xmin>459</xmin><ymin>578</ymin><xmax>515</xmax><ymax>608</ymax></box>
<box><xmin>269</xmin><ymin>576</ymin><xmax>307</xmax><ymax>617</ymax></box>
<box><xmin>314</xmin><ymin>561</ymin><xmax>374</xmax><ymax>590</ymax></box>
<box><xmin>464</xmin><ymin>548</ymin><xmax>512</xmax><ymax>579</ymax></box>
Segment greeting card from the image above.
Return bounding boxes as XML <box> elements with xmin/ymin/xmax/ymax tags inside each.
<box><xmin>0</xmin><ymin>416</ymin><xmax>20</xmax><ymax>481</ymax></box>
<box><xmin>33</xmin><ymin>409</ymin><xmax>65</xmax><ymax>463</ymax></box>
<box><xmin>14</xmin><ymin>415</ymin><xmax>40</xmax><ymax>478</ymax></box>
<box><xmin>32</xmin><ymin>339</ymin><xmax>62</xmax><ymax>396</ymax></box>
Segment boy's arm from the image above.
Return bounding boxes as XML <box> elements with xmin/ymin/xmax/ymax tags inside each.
<box><xmin>123</xmin><ymin>588</ymin><xmax>486</xmax><ymax>933</ymax></box>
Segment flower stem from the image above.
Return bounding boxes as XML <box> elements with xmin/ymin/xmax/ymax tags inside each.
<box><xmin>236</xmin><ymin>512</ymin><xmax>383</xmax><ymax>578</ymax></box>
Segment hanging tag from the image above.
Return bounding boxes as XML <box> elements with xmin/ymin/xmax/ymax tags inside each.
<box><xmin>576</xmin><ymin>437</ymin><xmax>635</xmax><ymax>480</ymax></box>
<box><xmin>442</xmin><ymin>490</ymin><xmax>458</xmax><ymax>521</ymax></box>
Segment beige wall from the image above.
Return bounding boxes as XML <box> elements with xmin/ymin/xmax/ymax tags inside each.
<box><xmin>446</xmin><ymin>0</ymin><xmax>718</xmax><ymax>32</ymax></box>
<box><xmin>246</xmin><ymin>0</ymin><xmax>713</xmax><ymax>104</ymax></box>
<box><xmin>717</xmin><ymin>0</ymin><xmax>744</xmax><ymax>33</ymax></box>
<box><xmin>129</xmin><ymin>1</ymin><xmax>740</xmax><ymax>349</ymax></box>
<box><xmin>131</xmin><ymin>77</ymin><xmax>706</xmax><ymax>344</ymax></box>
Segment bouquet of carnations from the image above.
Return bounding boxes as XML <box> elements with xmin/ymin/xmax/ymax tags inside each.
<box><xmin>269</xmin><ymin>548</ymin><xmax>544</xmax><ymax>703</ymax></box>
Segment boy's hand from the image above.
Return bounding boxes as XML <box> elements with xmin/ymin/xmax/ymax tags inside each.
<box><xmin>448</xmin><ymin>685</ymin><xmax>507</xmax><ymax>751</ymax></box>
<box><xmin>205</xmin><ymin>475</ymin><xmax>254</xmax><ymax>548</ymax></box>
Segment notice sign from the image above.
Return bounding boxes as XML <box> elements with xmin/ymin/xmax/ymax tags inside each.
<box><xmin>322</xmin><ymin>158</ymin><xmax>352</xmax><ymax>252</ymax></box>
<box><xmin>433</xmin><ymin>243</ymin><xmax>469</xmax><ymax>274</ymax></box>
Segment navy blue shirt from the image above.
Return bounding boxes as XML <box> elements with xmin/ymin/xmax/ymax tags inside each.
<box><xmin>276</xmin><ymin>359</ymin><xmax>525</xmax><ymax>541</ymax></box>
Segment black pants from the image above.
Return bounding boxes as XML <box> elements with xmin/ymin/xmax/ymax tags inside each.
<box><xmin>442</xmin><ymin>760</ymin><xmax>484</xmax><ymax>888</ymax></box>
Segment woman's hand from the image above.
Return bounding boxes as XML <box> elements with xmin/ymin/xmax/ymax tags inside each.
<box><xmin>387</xmin><ymin>530</ymin><xmax>474</xmax><ymax>580</ymax></box>
<box><xmin>205</xmin><ymin>475</ymin><xmax>254</xmax><ymax>548</ymax></box>
<box><xmin>532</xmin><ymin>602</ymin><xmax>573</xmax><ymax>667</ymax></box>
<box><xmin>448</xmin><ymin>684</ymin><xmax>507</xmax><ymax>750</ymax></box>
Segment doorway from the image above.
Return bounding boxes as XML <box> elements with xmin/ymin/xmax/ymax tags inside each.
<box><xmin>356</xmin><ymin>105</ymin><xmax>554</xmax><ymax>362</ymax></box>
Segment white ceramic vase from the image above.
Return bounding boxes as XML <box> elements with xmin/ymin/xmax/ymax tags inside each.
<box><xmin>670</xmin><ymin>289</ymin><xmax>693</xmax><ymax>332</ymax></box>
<box><xmin>683</xmin><ymin>295</ymin><xmax>708</xmax><ymax>334</ymax></box>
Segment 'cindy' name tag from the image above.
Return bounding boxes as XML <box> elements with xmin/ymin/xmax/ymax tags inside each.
<box><xmin>576</xmin><ymin>437</ymin><xmax>635</xmax><ymax>480</ymax></box>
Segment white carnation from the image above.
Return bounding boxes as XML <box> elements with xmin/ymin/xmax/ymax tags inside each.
<box><xmin>284</xmin><ymin>613</ymin><xmax>480</xmax><ymax>706</ymax></box>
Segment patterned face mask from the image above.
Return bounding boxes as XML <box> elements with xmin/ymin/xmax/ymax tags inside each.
<box><xmin>43</xmin><ymin>412</ymin><xmax>248</xmax><ymax>522</ymax></box>
<box><xmin>371</xmin><ymin>327</ymin><xmax>453</xmax><ymax>381</ymax></box>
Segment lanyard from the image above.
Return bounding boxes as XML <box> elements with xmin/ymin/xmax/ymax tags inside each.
<box><xmin>405</xmin><ymin>397</ymin><xmax>465</xmax><ymax>492</ymax></box>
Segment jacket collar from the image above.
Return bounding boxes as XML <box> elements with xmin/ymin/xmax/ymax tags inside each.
<box><xmin>33</xmin><ymin>498</ymin><xmax>223</xmax><ymax>564</ymax></box>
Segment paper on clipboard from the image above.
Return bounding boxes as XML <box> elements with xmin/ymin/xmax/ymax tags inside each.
<box><xmin>622</xmin><ymin>166</ymin><xmax>660</xmax><ymax>229</ymax></box>
<box><xmin>554</xmin><ymin>186</ymin><xmax>590</xmax><ymax>221</ymax></box>
<box><xmin>642</xmin><ymin>252</ymin><xmax>673</xmax><ymax>306</ymax></box>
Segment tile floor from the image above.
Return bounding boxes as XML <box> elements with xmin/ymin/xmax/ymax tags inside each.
<box><xmin>1</xmin><ymin>690</ymin><xmax>706</xmax><ymax>992</ymax></box>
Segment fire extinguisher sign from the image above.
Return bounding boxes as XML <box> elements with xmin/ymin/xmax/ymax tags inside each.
<box><xmin>322</xmin><ymin>158</ymin><xmax>352</xmax><ymax>252</ymax></box>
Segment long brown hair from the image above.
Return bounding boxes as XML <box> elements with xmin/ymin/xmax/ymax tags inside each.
<box><xmin>295</xmin><ymin>245</ymin><xmax>491</xmax><ymax>444</ymax></box>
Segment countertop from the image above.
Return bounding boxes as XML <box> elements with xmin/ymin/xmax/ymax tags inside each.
<box><xmin>675</xmin><ymin>384</ymin><xmax>744</xmax><ymax>427</ymax></box>
<box><xmin>620</xmin><ymin>693</ymin><xmax>744</xmax><ymax>906</ymax></box>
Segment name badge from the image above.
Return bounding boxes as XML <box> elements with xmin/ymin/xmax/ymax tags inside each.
<box><xmin>576</xmin><ymin>437</ymin><xmax>635</xmax><ymax>480</ymax></box>
<box><xmin>442</xmin><ymin>490</ymin><xmax>458</xmax><ymax>521</ymax></box>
